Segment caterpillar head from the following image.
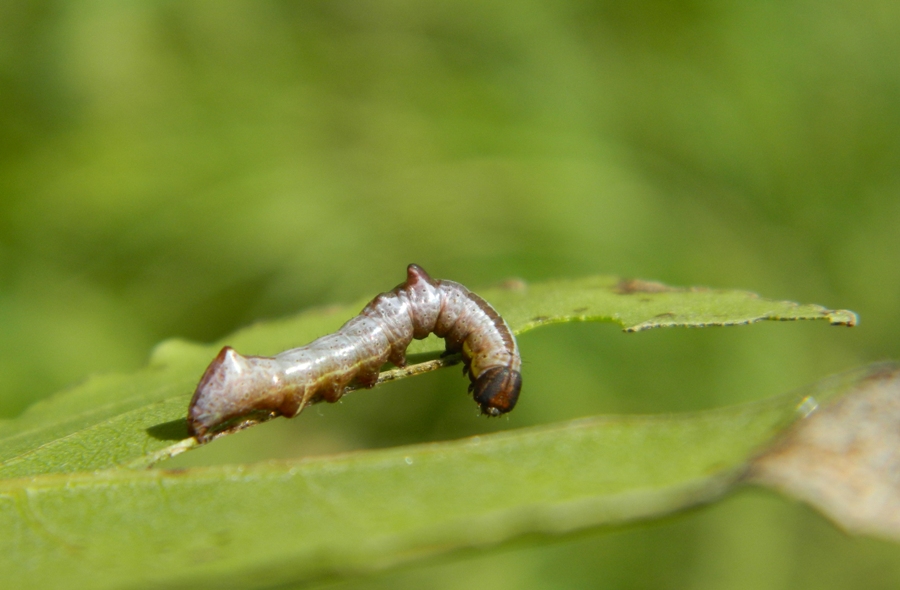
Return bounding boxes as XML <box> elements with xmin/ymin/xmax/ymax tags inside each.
<box><xmin>471</xmin><ymin>366</ymin><xmax>522</xmax><ymax>416</ymax></box>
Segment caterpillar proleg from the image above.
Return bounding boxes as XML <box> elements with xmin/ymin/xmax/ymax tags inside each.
<box><xmin>187</xmin><ymin>264</ymin><xmax>522</xmax><ymax>441</ymax></box>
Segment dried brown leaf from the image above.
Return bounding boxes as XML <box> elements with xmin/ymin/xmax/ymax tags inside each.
<box><xmin>749</xmin><ymin>364</ymin><xmax>900</xmax><ymax>540</ymax></box>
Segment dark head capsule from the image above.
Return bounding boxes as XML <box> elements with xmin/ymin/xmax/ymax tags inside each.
<box><xmin>471</xmin><ymin>366</ymin><xmax>522</xmax><ymax>416</ymax></box>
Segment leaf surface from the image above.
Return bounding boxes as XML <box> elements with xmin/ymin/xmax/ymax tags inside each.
<box><xmin>1</xmin><ymin>384</ymin><xmax>819</xmax><ymax>590</ymax></box>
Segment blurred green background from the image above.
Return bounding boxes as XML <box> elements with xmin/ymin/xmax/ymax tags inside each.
<box><xmin>2</xmin><ymin>1</ymin><xmax>899</xmax><ymax>588</ymax></box>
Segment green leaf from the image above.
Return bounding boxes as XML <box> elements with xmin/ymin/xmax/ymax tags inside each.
<box><xmin>0</xmin><ymin>276</ymin><xmax>855</xmax><ymax>479</ymax></box>
<box><xmin>4</xmin><ymin>364</ymin><xmax>884</xmax><ymax>590</ymax></box>
<box><xmin>0</xmin><ymin>378</ymin><xmax>831</xmax><ymax>590</ymax></box>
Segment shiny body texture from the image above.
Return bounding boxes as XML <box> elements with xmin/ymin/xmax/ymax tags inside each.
<box><xmin>188</xmin><ymin>264</ymin><xmax>522</xmax><ymax>440</ymax></box>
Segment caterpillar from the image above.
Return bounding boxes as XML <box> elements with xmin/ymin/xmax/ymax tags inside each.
<box><xmin>188</xmin><ymin>264</ymin><xmax>522</xmax><ymax>441</ymax></box>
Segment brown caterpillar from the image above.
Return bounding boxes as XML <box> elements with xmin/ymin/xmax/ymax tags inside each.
<box><xmin>188</xmin><ymin>264</ymin><xmax>522</xmax><ymax>441</ymax></box>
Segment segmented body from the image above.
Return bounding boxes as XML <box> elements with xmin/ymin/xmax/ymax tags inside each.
<box><xmin>187</xmin><ymin>264</ymin><xmax>522</xmax><ymax>441</ymax></box>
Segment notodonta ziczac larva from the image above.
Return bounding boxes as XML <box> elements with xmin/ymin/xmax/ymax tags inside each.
<box><xmin>187</xmin><ymin>264</ymin><xmax>522</xmax><ymax>441</ymax></box>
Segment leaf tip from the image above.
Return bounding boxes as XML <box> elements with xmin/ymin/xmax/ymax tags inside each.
<box><xmin>828</xmin><ymin>309</ymin><xmax>858</xmax><ymax>327</ymax></box>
